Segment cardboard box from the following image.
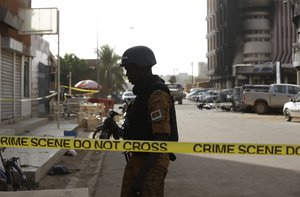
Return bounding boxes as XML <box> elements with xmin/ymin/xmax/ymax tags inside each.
<box><xmin>81</xmin><ymin>118</ymin><xmax>88</xmax><ymax>128</ymax></box>
<box><xmin>79</xmin><ymin>105</ymin><xmax>87</xmax><ymax>112</ymax></box>
<box><xmin>97</xmin><ymin>117</ymin><xmax>103</xmax><ymax>124</ymax></box>
<box><xmin>87</xmin><ymin>118</ymin><xmax>100</xmax><ymax>131</ymax></box>
<box><xmin>97</xmin><ymin>103</ymin><xmax>105</xmax><ymax>114</ymax></box>
<box><xmin>77</xmin><ymin>112</ymin><xmax>86</xmax><ymax>125</ymax></box>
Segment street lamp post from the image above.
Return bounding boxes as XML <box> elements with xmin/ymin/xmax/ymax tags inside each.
<box><xmin>191</xmin><ymin>62</ymin><xmax>194</xmax><ymax>84</ymax></box>
<box><xmin>96</xmin><ymin>61</ymin><xmax>100</xmax><ymax>97</ymax></box>
<box><xmin>96</xmin><ymin>30</ymin><xmax>101</xmax><ymax>97</ymax></box>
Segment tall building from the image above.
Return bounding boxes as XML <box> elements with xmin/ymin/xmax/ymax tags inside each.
<box><xmin>207</xmin><ymin>0</ymin><xmax>241</xmax><ymax>88</ymax></box>
<box><xmin>198</xmin><ymin>62</ymin><xmax>209</xmax><ymax>79</ymax></box>
<box><xmin>291</xmin><ymin>0</ymin><xmax>300</xmax><ymax>84</ymax></box>
<box><xmin>207</xmin><ymin>0</ymin><xmax>297</xmax><ymax>88</ymax></box>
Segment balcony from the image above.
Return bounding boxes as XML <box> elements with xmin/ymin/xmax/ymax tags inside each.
<box><xmin>239</xmin><ymin>0</ymin><xmax>272</xmax><ymax>9</ymax></box>
<box><xmin>243</xmin><ymin>18</ymin><xmax>271</xmax><ymax>30</ymax></box>
<box><xmin>244</xmin><ymin>42</ymin><xmax>272</xmax><ymax>54</ymax></box>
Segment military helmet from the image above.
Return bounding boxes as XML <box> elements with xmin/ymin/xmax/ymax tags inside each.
<box><xmin>119</xmin><ymin>46</ymin><xmax>156</xmax><ymax>67</ymax></box>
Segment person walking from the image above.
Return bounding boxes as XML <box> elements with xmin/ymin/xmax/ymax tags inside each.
<box><xmin>119</xmin><ymin>45</ymin><xmax>178</xmax><ymax>197</ymax></box>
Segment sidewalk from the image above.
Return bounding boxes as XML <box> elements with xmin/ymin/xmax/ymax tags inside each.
<box><xmin>0</xmin><ymin>117</ymin><xmax>82</xmax><ymax>183</ymax></box>
<box><xmin>0</xmin><ymin>105</ymin><xmax>125</xmax><ymax>196</ymax></box>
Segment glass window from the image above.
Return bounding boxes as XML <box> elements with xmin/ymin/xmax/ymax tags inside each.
<box><xmin>274</xmin><ymin>85</ymin><xmax>286</xmax><ymax>94</ymax></box>
<box><xmin>294</xmin><ymin>94</ymin><xmax>300</xmax><ymax>102</ymax></box>
<box><xmin>288</xmin><ymin>86</ymin><xmax>300</xmax><ymax>94</ymax></box>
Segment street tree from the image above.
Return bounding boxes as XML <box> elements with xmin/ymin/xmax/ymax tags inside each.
<box><xmin>169</xmin><ymin>75</ymin><xmax>177</xmax><ymax>84</ymax></box>
<box><xmin>60</xmin><ymin>53</ymin><xmax>92</xmax><ymax>86</ymax></box>
<box><xmin>97</xmin><ymin>45</ymin><xmax>127</xmax><ymax>96</ymax></box>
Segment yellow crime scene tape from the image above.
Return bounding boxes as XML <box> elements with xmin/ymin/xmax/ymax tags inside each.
<box><xmin>0</xmin><ymin>92</ymin><xmax>58</xmax><ymax>102</ymax></box>
<box><xmin>1</xmin><ymin>136</ymin><xmax>300</xmax><ymax>156</ymax></box>
<box><xmin>0</xmin><ymin>85</ymin><xmax>98</xmax><ymax>102</ymax></box>
<box><xmin>63</xmin><ymin>86</ymin><xmax>99</xmax><ymax>94</ymax></box>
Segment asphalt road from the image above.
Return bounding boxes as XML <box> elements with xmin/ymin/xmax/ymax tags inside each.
<box><xmin>93</xmin><ymin>100</ymin><xmax>300</xmax><ymax>197</ymax></box>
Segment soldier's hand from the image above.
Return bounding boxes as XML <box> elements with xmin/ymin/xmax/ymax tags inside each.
<box><xmin>108</xmin><ymin>120</ymin><xmax>122</xmax><ymax>139</ymax></box>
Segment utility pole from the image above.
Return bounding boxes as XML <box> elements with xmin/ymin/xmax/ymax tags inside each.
<box><xmin>68</xmin><ymin>71</ymin><xmax>72</xmax><ymax>95</ymax></box>
<box><xmin>57</xmin><ymin>10</ymin><xmax>60</xmax><ymax>129</ymax></box>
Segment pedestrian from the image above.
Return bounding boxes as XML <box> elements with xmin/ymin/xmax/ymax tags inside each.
<box><xmin>119</xmin><ymin>45</ymin><xmax>179</xmax><ymax>197</ymax></box>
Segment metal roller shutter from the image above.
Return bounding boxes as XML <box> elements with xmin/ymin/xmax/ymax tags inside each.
<box><xmin>1</xmin><ymin>49</ymin><xmax>14</xmax><ymax>121</ymax></box>
<box><xmin>15</xmin><ymin>54</ymin><xmax>22</xmax><ymax>117</ymax></box>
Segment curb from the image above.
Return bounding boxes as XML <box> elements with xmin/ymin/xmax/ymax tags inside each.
<box><xmin>64</xmin><ymin>149</ymin><xmax>107</xmax><ymax>197</ymax></box>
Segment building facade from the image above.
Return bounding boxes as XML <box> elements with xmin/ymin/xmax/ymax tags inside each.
<box><xmin>0</xmin><ymin>0</ymin><xmax>54</xmax><ymax>123</ymax></box>
<box><xmin>291</xmin><ymin>0</ymin><xmax>300</xmax><ymax>84</ymax></box>
<box><xmin>206</xmin><ymin>0</ymin><xmax>241</xmax><ymax>88</ymax></box>
<box><xmin>207</xmin><ymin>0</ymin><xmax>298</xmax><ymax>88</ymax></box>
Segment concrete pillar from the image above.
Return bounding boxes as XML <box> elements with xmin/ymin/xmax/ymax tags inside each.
<box><xmin>226</xmin><ymin>79</ymin><xmax>232</xmax><ymax>89</ymax></box>
<box><xmin>297</xmin><ymin>69</ymin><xmax>300</xmax><ymax>85</ymax></box>
<box><xmin>276</xmin><ymin>61</ymin><xmax>281</xmax><ymax>84</ymax></box>
<box><xmin>235</xmin><ymin>76</ymin><xmax>238</xmax><ymax>87</ymax></box>
<box><xmin>249</xmin><ymin>75</ymin><xmax>253</xmax><ymax>84</ymax></box>
<box><xmin>284</xmin><ymin>75</ymin><xmax>288</xmax><ymax>84</ymax></box>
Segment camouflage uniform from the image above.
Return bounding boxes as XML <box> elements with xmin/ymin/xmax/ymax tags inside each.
<box><xmin>121</xmin><ymin>90</ymin><xmax>172</xmax><ymax>197</ymax></box>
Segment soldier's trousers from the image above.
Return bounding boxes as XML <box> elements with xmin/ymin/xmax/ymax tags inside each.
<box><xmin>121</xmin><ymin>153</ymin><xmax>170</xmax><ymax>197</ymax></box>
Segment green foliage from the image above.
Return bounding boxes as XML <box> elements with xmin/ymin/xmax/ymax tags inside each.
<box><xmin>97</xmin><ymin>45</ymin><xmax>127</xmax><ymax>96</ymax></box>
<box><xmin>59</xmin><ymin>45</ymin><xmax>127</xmax><ymax>97</ymax></box>
<box><xmin>169</xmin><ymin>75</ymin><xmax>177</xmax><ymax>84</ymax></box>
<box><xmin>60</xmin><ymin>54</ymin><xmax>93</xmax><ymax>86</ymax></box>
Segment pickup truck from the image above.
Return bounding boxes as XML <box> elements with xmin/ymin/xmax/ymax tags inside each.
<box><xmin>242</xmin><ymin>84</ymin><xmax>300</xmax><ymax>114</ymax></box>
<box><xmin>166</xmin><ymin>83</ymin><xmax>185</xmax><ymax>104</ymax></box>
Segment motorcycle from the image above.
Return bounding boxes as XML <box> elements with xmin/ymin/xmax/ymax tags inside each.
<box><xmin>92</xmin><ymin>110</ymin><xmax>123</xmax><ymax>140</ymax></box>
<box><xmin>92</xmin><ymin>107</ymin><xmax>132</xmax><ymax>162</ymax></box>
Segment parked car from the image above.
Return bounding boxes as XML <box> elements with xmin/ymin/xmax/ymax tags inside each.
<box><xmin>187</xmin><ymin>89</ymin><xmax>210</xmax><ymax>101</ymax></box>
<box><xmin>192</xmin><ymin>91</ymin><xmax>208</xmax><ymax>102</ymax></box>
<box><xmin>232</xmin><ymin>85</ymin><xmax>270</xmax><ymax>112</ymax></box>
<box><xmin>190</xmin><ymin>87</ymin><xmax>204</xmax><ymax>93</ymax></box>
<box><xmin>122</xmin><ymin>91</ymin><xmax>136</xmax><ymax>102</ymax></box>
<box><xmin>204</xmin><ymin>89</ymin><xmax>219</xmax><ymax>103</ymax></box>
<box><xmin>283</xmin><ymin>92</ymin><xmax>300</xmax><ymax>121</ymax></box>
<box><xmin>242</xmin><ymin>84</ymin><xmax>300</xmax><ymax>114</ymax></box>
<box><xmin>219</xmin><ymin>89</ymin><xmax>233</xmax><ymax>102</ymax></box>
<box><xmin>189</xmin><ymin>88</ymin><xmax>232</xmax><ymax>103</ymax></box>
<box><xmin>187</xmin><ymin>90</ymin><xmax>200</xmax><ymax>101</ymax></box>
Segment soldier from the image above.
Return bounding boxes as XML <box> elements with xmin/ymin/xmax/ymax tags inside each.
<box><xmin>119</xmin><ymin>46</ymin><xmax>178</xmax><ymax>197</ymax></box>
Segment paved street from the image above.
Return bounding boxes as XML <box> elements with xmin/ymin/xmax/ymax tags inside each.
<box><xmin>94</xmin><ymin>100</ymin><xmax>300</xmax><ymax>197</ymax></box>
